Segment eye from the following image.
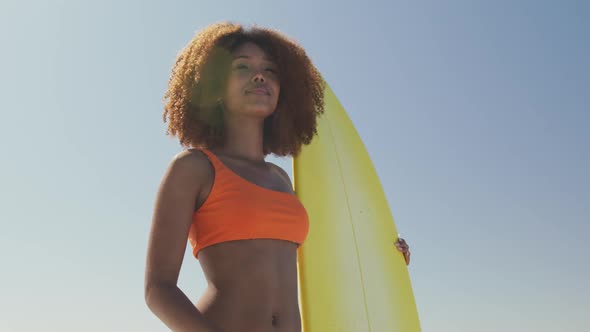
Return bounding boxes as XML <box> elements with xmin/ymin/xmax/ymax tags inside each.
<box><xmin>234</xmin><ymin>64</ymin><xmax>249</xmax><ymax>70</ymax></box>
<box><xmin>266</xmin><ymin>68</ymin><xmax>277</xmax><ymax>74</ymax></box>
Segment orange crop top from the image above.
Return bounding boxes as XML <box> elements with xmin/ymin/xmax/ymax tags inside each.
<box><xmin>188</xmin><ymin>148</ymin><xmax>309</xmax><ymax>260</ymax></box>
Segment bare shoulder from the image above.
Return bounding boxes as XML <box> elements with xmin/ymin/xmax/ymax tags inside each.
<box><xmin>166</xmin><ymin>149</ymin><xmax>214</xmax><ymax>186</ymax></box>
<box><xmin>267</xmin><ymin>161</ymin><xmax>294</xmax><ymax>193</ymax></box>
<box><xmin>173</xmin><ymin>148</ymin><xmax>212</xmax><ymax>172</ymax></box>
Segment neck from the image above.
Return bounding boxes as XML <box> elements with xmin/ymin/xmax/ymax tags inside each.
<box><xmin>216</xmin><ymin>114</ymin><xmax>266</xmax><ymax>163</ymax></box>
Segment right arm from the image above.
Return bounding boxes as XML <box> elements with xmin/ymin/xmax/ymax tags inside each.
<box><xmin>144</xmin><ymin>150</ymin><xmax>221</xmax><ymax>332</ymax></box>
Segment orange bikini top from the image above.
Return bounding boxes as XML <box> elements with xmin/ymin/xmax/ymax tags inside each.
<box><xmin>188</xmin><ymin>148</ymin><xmax>309</xmax><ymax>260</ymax></box>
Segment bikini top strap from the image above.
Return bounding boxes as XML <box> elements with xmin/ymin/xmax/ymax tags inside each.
<box><xmin>195</xmin><ymin>147</ymin><xmax>228</xmax><ymax>171</ymax></box>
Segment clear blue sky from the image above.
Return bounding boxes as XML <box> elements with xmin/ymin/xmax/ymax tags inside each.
<box><xmin>1</xmin><ymin>1</ymin><xmax>588</xmax><ymax>331</ymax></box>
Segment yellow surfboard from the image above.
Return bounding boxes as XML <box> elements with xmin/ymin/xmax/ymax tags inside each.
<box><xmin>293</xmin><ymin>82</ymin><xmax>421</xmax><ymax>332</ymax></box>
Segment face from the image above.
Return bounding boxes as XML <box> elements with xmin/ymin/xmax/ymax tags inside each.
<box><xmin>222</xmin><ymin>42</ymin><xmax>280</xmax><ymax>118</ymax></box>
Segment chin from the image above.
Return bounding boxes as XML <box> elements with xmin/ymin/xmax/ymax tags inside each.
<box><xmin>244</xmin><ymin>105</ymin><xmax>277</xmax><ymax>117</ymax></box>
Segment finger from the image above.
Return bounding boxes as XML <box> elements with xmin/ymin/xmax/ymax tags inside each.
<box><xmin>395</xmin><ymin>238</ymin><xmax>406</xmax><ymax>245</ymax></box>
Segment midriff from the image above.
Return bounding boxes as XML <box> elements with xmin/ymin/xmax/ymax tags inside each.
<box><xmin>194</xmin><ymin>238</ymin><xmax>302</xmax><ymax>332</ymax></box>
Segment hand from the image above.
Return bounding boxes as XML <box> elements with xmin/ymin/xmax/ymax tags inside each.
<box><xmin>394</xmin><ymin>236</ymin><xmax>411</xmax><ymax>266</ymax></box>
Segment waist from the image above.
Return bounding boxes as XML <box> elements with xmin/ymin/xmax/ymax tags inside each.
<box><xmin>196</xmin><ymin>285</ymin><xmax>301</xmax><ymax>332</ymax></box>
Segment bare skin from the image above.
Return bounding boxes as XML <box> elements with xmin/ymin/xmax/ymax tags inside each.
<box><xmin>191</xmin><ymin>149</ymin><xmax>303</xmax><ymax>332</ymax></box>
<box><xmin>145</xmin><ymin>41</ymin><xmax>411</xmax><ymax>332</ymax></box>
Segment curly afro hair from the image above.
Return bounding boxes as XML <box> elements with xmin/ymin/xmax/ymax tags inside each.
<box><xmin>162</xmin><ymin>22</ymin><xmax>325</xmax><ymax>157</ymax></box>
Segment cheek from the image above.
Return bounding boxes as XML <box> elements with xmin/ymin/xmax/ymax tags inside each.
<box><xmin>224</xmin><ymin>77</ymin><xmax>243</xmax><ymax>99</ymax></box>
<box><xmin>271</xmin><ymin>79</ymin><xmax>280</xmax><ymax>99</ymax></box>
<box><xmin>274</xmin><ymin>88</ymin><xmax>280</xmax><ymax>105</ymax></box>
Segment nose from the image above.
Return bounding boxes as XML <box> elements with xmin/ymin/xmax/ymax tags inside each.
<box><xmin>251</xmin><ymin>70</ymin><xmax>266</xmax><ymax>83</ymax></box>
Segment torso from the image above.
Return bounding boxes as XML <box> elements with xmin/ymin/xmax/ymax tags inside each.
<box><xmin>192</xmin><ymin>149</ymin><xmax>302</xmax><ymax>332</ymax></box>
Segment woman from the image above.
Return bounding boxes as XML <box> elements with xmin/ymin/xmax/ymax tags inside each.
<box><xmin>144</xmin><ymin>22</ymin><xmax>411</xmax><ymax>332</ymax></box>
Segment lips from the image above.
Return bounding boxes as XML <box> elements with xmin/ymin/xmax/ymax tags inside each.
<box><xmin>246</xmin><ymin>87</ymin><xmax>270</xmax><ymax>95</ymax></box>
